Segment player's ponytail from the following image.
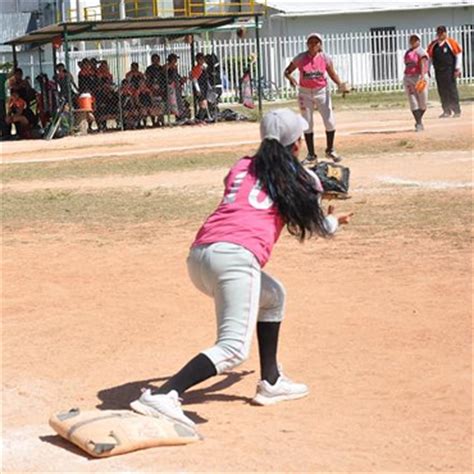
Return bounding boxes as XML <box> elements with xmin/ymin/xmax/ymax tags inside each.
<box><xmin>253</xmin><ymin>138</ymin><xmax>329</xmax><ymax>241</ymax></box>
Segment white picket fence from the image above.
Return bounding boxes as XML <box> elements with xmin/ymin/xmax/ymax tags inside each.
<box><xmin>3</xmin><ymin>25</ymin><xmax>473</xmax><ymax>102</ymax></box>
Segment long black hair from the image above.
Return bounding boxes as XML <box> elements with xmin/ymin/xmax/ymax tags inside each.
<box><xmin>252</xmin><ymin>138</ymin><xmax>329</xmax><ymax>241</ymax></box>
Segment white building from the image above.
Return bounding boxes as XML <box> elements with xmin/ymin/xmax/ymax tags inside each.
<box><xmin>261</xmin><ymin>1</ymin><xmax>473</xmax><ymax>37</ymax></box>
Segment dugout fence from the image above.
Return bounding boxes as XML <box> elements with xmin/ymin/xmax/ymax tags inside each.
<box><xmin>4</xmin><ymin>14</ymin><xmax>265</xmax><ymax>137</ymax></box>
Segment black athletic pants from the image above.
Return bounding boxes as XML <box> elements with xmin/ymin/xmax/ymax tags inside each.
<box><xmin>435</xmin><ymin>69</ymin><xmax>461</xmax><ymax>115</ymax></box>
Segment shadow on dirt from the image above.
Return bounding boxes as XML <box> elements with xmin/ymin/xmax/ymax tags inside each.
<box><xmin>95</xmin><ymin>370</ymin><xmax>254</xmax><ymax>425</ymax></box>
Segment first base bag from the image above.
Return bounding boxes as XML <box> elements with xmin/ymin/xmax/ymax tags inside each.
<box><xmin>311</xmin><ymin>162</ymin><xmax>350</xmax><ymax>196</ymax></box>
<box><xmin>49</xmin><ymin>408</ymin><xmax>200</xmax><ymax>457</ymax></box>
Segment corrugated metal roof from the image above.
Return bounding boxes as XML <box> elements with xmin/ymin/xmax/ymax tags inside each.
<box><xmin>4</xmin><ymin>14</ymin><xmax>258</xmax><ymax>46</ymax></box>
<box><xmin>259</xmin><ymin>0</ymin><xmax>472</xmax><ymax>15</ymax></box>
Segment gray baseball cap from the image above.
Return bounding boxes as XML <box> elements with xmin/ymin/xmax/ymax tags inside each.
<box><xmin>260</xmin><ymin>109</ymin><xmax>308</xmax><ymax>147</ymax></box>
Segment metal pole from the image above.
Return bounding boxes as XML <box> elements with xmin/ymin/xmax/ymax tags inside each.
<box><xmin>119</xmin><ymin>0</ymin><xmax>126</xmax><ymax>19</ymax></box>
<box><xmin>38</xmin><ymin>48</ymin><xmax>44</xmax><ymax>74</ymax></box>
<box><xmin>164</xmin><ymin>38</ymin><xmax>170</xmax><ymax>126</ymax></box>
<box><xmin>255</xmin><ymin>15</ymin><xmax>263</xmax><ymax>117</ymax></box>
<box><xmin>63</xmin><ymin>25</ymin><xmax>73</xmax><ymax>132</ymax></box>
<box><xmin>115</xmin><ymin>41</ymin><xmax>124</xmax><ymax>131</ymax></box>
<box><xmin>12</xmin><ymin>45</ymin><xmax>18</xmax><ymax>69</ymax></box>
<box><xmin>52</xmin><ymin>43</ymin><xmax>58</xmax><ymax>72</ymax></box>
<box><xmin>190</xmin><ymin>35</ymin><xmax>197</xmax><ymax>119</ymax></box>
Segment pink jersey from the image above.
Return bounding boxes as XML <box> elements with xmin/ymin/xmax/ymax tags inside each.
<box><xmin>293</xmin><ymin>52</ymin><xmax>332</xmax><ymax>89</ymax></box>
<box><xmin>192</xmin><ymin>157</ymin><xmax>285</xmax><ymax>267</ymax></box>
<box><xmin>404</xmin><ymin>46</ymin><xmax>428</xmax><ymax>76</ymax></box>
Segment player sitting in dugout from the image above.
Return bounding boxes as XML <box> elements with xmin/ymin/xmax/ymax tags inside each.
<box><xmin>285</xmin><ymin>33</ymin><xmax>350</xmax><ymax>165</ymax></box>
<box><xmin>6</xmin><ymin>90</ymin><xmax>37</xmax><ymax>139</ymax></box>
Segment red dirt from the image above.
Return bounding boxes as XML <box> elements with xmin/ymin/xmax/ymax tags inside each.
<box><xmin>1</xmin><ymin>106</ymin><xmax>472</xmax><ymax>472</ymax></box>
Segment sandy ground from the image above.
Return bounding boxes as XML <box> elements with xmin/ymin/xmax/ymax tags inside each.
<box><xmin>1</xmin><ymin>106</ymin><xmax>473</xmax><ymax>472</ymax></box>
<box><xmin>1</xmin><ymin>106</ymin><xmax>472</xmax><ymax>164</ymax></box>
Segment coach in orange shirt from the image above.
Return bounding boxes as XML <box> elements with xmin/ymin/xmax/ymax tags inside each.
<box><xmin>427</xmin><ymin>25</ymin><xmax>463</xmax><ymax>118</ymax></box>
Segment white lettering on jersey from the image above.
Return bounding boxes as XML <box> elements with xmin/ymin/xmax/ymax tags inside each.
<box><xmin>248</xmin><ymin>181</ymin><xmax>274</xmax><ymax>210</ymax></box>
<box><xmin>223</xmin><ymin>171</ymin><xmax>274</xmax><ymax>210</ymax></box>
<box><xmin>223</xmin><ymin>171</ymin><xmax>247</xmax><ymax>204</ymax></box>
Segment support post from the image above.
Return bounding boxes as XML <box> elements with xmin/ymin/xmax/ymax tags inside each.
<box><xmin>52</xmin><ymin>43</ymin><xmax>58</xmax><ymax>72</ymax></box>
<box><xmin>255</xmin><ymin>15</ymin><xmax>263</xmax><ymax>117</ymax></box>
<box><xmin>38</xmin><ymin>48</ymin><xmax>44</xmax><ymax>74</ymax></box>
<box><xmin>115</xmin><ymin>41</ymin><xmax>124</xmax><ymax>131</ymax></box>
<box><xmin>190</xmin><ymin>35</ymin><xmax>197</xmax><ymax>119</ymax></box>
<box><xmin>63</xmin><ymin>25</ymin><xmax>73</xmax><ymax>132</ymax></box>
<box><xmin>12</xmin><ymin>45</ymin><xmax>18</xmax><ymax>69</ymax></box>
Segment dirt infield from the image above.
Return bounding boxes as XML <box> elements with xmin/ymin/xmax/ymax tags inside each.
<box><xmin>1</xmin><ymin>105</ymin><xmax>473</xmax><ymax>472</ymax></box>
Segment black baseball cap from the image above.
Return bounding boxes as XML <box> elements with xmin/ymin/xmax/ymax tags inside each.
<box><xmin>167</xmin><ymin>53</ymin><xmax>179</xmax><ymax>62</ymax></box>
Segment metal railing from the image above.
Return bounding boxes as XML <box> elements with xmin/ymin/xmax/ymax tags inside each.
<box><xmin>66</xmin><ymin>0</ymin><xmax>267</xmax><ymax>22</ymax></box>
<box><xmin>4</xmin><ymin>25</ymin><xmax>473</xmax><ymax>102</ymax></box>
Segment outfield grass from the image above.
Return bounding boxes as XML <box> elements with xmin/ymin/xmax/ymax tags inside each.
<box><xmin>241</xmin><ymin>83</ymin><xmax>474</xmax><ymax>118</ymax></box>
<box><xmin>3</xmin><ymin>184</ymin><xmax>471</xmax><ymax>247</ymax></box>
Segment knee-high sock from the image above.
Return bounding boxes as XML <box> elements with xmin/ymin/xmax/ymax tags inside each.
<box><xmin>326</xmin><ymin>130</ymin><xmax>335</xmax><ymax>151</ymax></box>
<box><xmin>304</xmin><ymin>132</ymin><xmax>315</xmax><ymax>157</ymax></box>
<box><xmin>155</xmin><ymin>353</ymin><xmax>217</xmax><ymax>396</ymax></box>
<box><xmin>412</xmin><ymin>109</ymin><xmax>421</xmax><ymax>124</ymax></box>
<box><xmin>257</xmin><ymin>321</ymin><xmax>281</xmax><ymax>385</ymax></box>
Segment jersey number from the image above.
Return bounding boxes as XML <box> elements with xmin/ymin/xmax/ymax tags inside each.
<box><xmin>223</xmin><ymin>171</ymin><xmax>273</xmax><ymax>210</ymax></box>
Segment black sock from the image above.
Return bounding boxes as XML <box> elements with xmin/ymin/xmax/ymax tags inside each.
<box><xmin>412</xmin><ymin>109</ymin><xmax>422</xmax><ymax>124</ymax></box>
<box><xmin>326</xmin><ymin>130</ymin><xmax>335</xmax><ymax>152</ymax></box>
<box><xmin>304</xmin><ymin>132</ymin><xmax>315</xmax><ymax>156</ymax></box>
<box><xmin>155</xmin><ymin>353</ymin><xmax>217</xmax><ymax>396</ymax></box>
<box><xmin>419</xmin><ymin>109</ymin><xmax>426</xmax><ymax>122</ymax></box>
<box><xmin>257</xmin><ymin>321</ymin><xmax>281</xmax><ymax>385</ymax></box>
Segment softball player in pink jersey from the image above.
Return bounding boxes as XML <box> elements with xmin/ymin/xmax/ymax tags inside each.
<box><xmin>131</xmin><ymin>109</ymin><xmax>352</xmax><ymax>427</ymax></box>
<box><xmin>404</xmin><ymin>34</ymin><xmax>429</xmax><ymax>131</ymax></box>
<box><xmin>285</xmin><ymin>32</ymin><xmax>347</xmax><ymax>164</ymax></box>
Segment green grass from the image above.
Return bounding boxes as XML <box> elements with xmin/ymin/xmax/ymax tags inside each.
<box><xmin>2</xmin><ymin>184</ymin><xmax>472</xmax><ymax>249</ymax></box>
<box><xmin>1</xmin><ymin>152</ymin><xmax>239</xmax><ymax>185</ymax></box>
<box><xmin>240</xmin><ymin>83</ymin><xmax>474</xmax><ymax>118</ymax></box>
<box><xmin>2</xmin><ymin>187</ymin><xmax>219</xmax><ymax>226</ymax></box>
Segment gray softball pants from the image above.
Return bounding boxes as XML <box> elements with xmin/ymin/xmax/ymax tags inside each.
<box><xmin>298</xmin><ymin>86</ymin><xmax>336</xmax><ymax>133</ymax></box>
<box><xmin>187</xmin><ymin>242</ymin><xmax>286</xmax><ymax>374</ymax></box>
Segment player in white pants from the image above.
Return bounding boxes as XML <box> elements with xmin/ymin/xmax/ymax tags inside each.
<box><xmin>285</xmin><ymin>32</ymin><xmax>348</xmax><ymax>164</ymax></box>
<box><xmin>403</xmin><ymin>34</ymin><xmax>429</xmax><ymax>131</ymax></box>
<box><xmin>130</xmin><ymin>109</ymin><xmax>352</xmax><ymax>427</ymax></box>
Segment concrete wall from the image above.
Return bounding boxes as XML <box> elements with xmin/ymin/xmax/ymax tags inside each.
<box><xmin>264</xmin><ymin>6</ymin><xmax>474</xmax><ymax>37</ymax></box>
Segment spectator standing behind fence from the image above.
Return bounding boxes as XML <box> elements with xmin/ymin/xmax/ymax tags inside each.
<box><xmin>95</xmin><ymin>61</ymin><xmax>116</xmax><ymax>131</ymax></box>
<box><xmin>145</xmin><ymin>54</ymin><xmax>165</xmax><ymax>127</ymax></box>
<box><xmin>403</xmin><ymin>34</ymin><xmax>429</xmax><ymax>132</ymax></box>
<box><xmin>54</xmin><ymin>63</ymin><xmax>77</xmax><ymax>102</ymax></box>
<box><xmin>191</xmin><ymin>52</ymin><xmax>211</xmax><ymax>121</ymax></box>
<box><xmin>427</xmin><ymin>26</ymin><xmax>463</xmax><ymax>118</ymax></box>
<box><xmin>164</xmin><ymin>53</ymin><xmax>189</xmax><ymax>122</ymax></box>
<box><xmin>125</xmin><ymin>62</ymin><xmax>149</xmax><ymax>128</ymax></box>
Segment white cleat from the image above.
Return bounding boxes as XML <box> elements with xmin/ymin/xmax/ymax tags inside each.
<box><xmin>325</xmin><ymin>149</ymin><xmax>343</xmax><ymax>163</ymax></box>
<box><xmin>252</xmin><ymin>373</ymin><xmax>309</xmax><ymax>406</ymax></box>
<box><xmin>302</xmin><ymin>153</ymin><xmax>318</xmax><ymax>166</ymax></box>
<box><xmin>130</xmin><ymin>389</ymin><xmax>195</xmax><ymax>428</ymax></box>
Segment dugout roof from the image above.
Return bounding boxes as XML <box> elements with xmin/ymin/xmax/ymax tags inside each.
<box><xmin>5</xmin><ymin>14</ymin><xmax>262</xmax><ymax>47</ymax></box>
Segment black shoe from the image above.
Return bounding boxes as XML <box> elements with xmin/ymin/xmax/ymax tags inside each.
<box><xmin>453</xmin><ymin>112</ymin><xmax>461</xmax><ymax>118</ymax></box>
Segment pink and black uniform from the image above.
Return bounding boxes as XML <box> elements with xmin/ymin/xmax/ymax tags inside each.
<box><xmin>293</xmin><ymin>51</ymin><xmax>335</xmax><ymax>134</ymax></box>
<box><xmin>403</xmin><ymin>36</ymin><xmax>429</xmax><ymax>130</ymax></box>
<box><xmin>189</xmin><ymin>154</ymin><xmax>336</xmax><ymax>373</ymax></box>
<box><xmin>129</xmin><ymin>109</ymin><xmax>346</xmax><ymax>423</ymax></box>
